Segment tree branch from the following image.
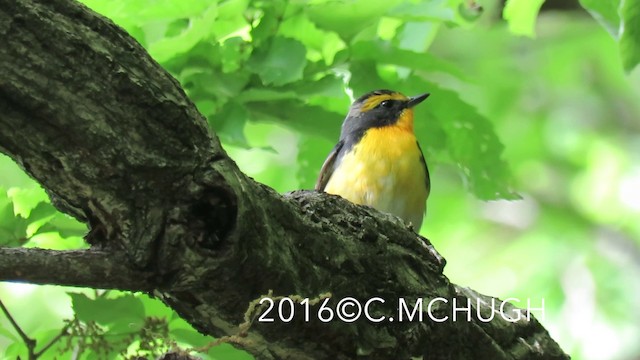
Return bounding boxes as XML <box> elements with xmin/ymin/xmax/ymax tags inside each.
<box><xmin>0</xmin><ymin>298</ymin><xmax>36</xmax><ymax>359</ymax></box>
<box><xmin>34</xmin><ymin>323</ymin><xmax>70</xmax><ymax>358</ymax></box>
<box><xmin>0</xmin><ymin>248</ymin><xmax>155</xmax><ymax>291</ymax></box>
<box><xmin>0</xmin><ymin>0</ymin><xmax>569</xmax><ymax>359</ymax></box>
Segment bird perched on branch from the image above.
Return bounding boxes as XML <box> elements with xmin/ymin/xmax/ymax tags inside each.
<box><xmin>315</xmin><ymin>89</ymin><xmax>431</xmax><ymax>230</ymax></box>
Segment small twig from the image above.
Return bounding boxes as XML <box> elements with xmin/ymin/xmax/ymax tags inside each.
<box><xmin>188</xmin><ymin>291</ymin><xmax>333</xmax><ymax>355</ymax></box>
<box><xmin>94</xmin><ymin>289</ymin><xmax>110</xmax><ymax>298</ymax></box>
<box><xmin>34</xmin><ymin>323</ymin><xmax>71</xmax><ymax>358</ymax></box>
<box><xmin>187</xmin><ymin>333</ymin><xmax>254</xmax><ymax>355</ymax></box>
<box><xmin>0</xmin><ymin>298</ymin><xmax>36</xmax><ymax>360</ymax></box>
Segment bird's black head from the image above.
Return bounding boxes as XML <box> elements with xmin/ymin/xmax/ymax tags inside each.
<box><xmin>340</xmin><ymin>89</ymin><xmax>429</xmax><ymax>141</ymax></box>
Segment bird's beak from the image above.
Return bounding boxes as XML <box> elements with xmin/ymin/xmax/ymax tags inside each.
<box><xmin>407</xmin><ymin>93</ymin><xmax>430</xmax><ymax>108</ymax></box>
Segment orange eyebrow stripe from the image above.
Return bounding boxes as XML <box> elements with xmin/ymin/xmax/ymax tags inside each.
<box><xmin>360</xmin><ymin>93</ymin><xmax>408</xmax><ymax>112</ymax></box>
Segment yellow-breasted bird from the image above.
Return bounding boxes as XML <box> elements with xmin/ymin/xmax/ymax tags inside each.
<box><xmin>315</xmin><ymin>89</ymin><xmax>431</xmax><ymax>230</ymax></box>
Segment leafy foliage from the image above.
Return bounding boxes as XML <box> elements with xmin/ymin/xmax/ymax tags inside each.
<box><xmin>56</xmin><ymin>293</ymin><xmax>173</xmax><ymax>359</ymax></box>
<box><xmin>619</xmin><ymin>0</ymin><xmax>640</xmax><ymax>72</ymax></box>
<box><xmin>580</xmin><ymin>0</ymin><xmax>640</xmax><ymax>71</ymax></box>
<box><xmin>579</xmin><ymin>0</ymin><xmax>621</xmax><ymax>37</ymax></box>
<box><xmin>503</xmin><ymin>0</ymin><xmax>545</xmax><ymax>36</ymax></box>
<box><xmin>80</xmin><ymin>0</ymin><xmax>518</xmax><ymax>199</ymax></box>
<box><xmin>0</xmin><ymin>187</ymin><xmax>85</xmax><ymax>248</ymax></box>
<box><xmin>1</xmin><ymin>0</ymin><xmax>639</xmax><ymax>360</ymax></box>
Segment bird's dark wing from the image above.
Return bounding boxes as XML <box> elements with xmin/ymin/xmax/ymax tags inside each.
<box><xmin>315</xmin><ymin>140</ymin><xmax>344</xmax><ymax>191</ymax></box>
<box><xmin>417</xmin><ymin>141</ymin><xmax>431</xmax><ymax>195</ymax></box>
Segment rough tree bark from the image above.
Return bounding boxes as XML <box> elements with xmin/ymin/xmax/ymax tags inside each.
<box><xmin>0</xmin><ymin>0</ymin><xmax>569</xmax><ymax>359</ymax></box>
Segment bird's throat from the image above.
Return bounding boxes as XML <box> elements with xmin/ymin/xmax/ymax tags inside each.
<box><xmin>392</xmin><ymin>109</ymin><xmax>415</xmax><ymax>133</ymax></box>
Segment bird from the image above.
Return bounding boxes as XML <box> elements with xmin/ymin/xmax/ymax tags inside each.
<box><xmin>315</xmin><ymin>89</ymin><xmax>431</xmax><ymax>230</ymax></box>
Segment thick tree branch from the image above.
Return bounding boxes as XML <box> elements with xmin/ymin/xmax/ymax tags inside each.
<box><xmin>0</xmin><ymin>0</ymin><xmax>569</xmax><ymax>359</ymax></box>
<box><xmin>0</xmin><ymin>248</ymin><xmax>154</xmax><ymax>291</ymax></box>
<box><xmin>0</xmin><ymin>0</ymin><xmax>221</xmax><ymax>267</ymax></box>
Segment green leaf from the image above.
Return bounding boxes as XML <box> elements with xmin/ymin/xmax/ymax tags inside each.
<box><xmin>213</xmin><ymin>0</ymin><xmax>251</xmax><ymax>41</ymax></box>
<box><xmin>237</xmin><ymin>88</ymin><xmax>298</xmax><ymax>102</ymax></box>
<box><xmin>292</xmin><ymin>74</ymin><xmax>346</xmax><ymax>100</ymax></box>
<box><xmin>297</xmin><ymin>134</ymin><xmax>335</xmax><ymax>189</ymax></box>
<box><xmin>247</xmin><ymin>36</ymin><xmax>307</xmax><ymax>86</ymax></box>
<box><xmin>422</xmin><ymin>84</ymin><xmax>519</xmax><ymax>200</ymax></box>
<box><xmin>458</xmin><ymin>1</ymin><xmax>484</xmax><ymax>22</ymax></box>
<box><xmin>307</xmin><ymin>0</ymin><xmax>403</xmax><ymax>41</ymax></box>
<box><xmin>24</xmin><ymin>202</ymin><xmax>58</xmax><ymax>237</ymax></box>
<box><xmin>25</xmin><ymin>202</ymin><xmax>57</xmax><ymax>224</ymax></box>
<box><xmin>209</xmin><ymin>101</ymin><xmax>250</xmax><ymax>148</ymax></box>
<box><xmin>33</xmin><ymin>329</ymin><xmax>68</xmax><ymax>355</ymax></box>
<box><xmin>249</xmin><ymin>0</ymin><xmax>287</xmax><ymax>46</ymax></box>
<box><xmin>246</xmin><ymin>101</ymin><xmax>342</xmax><ymax>140</ymax></box>
<box><xmin>388</xmin><ymin>0</ymin><xmax>456</xmax><ymax>23</ymax></box>
<box><xmin>207</xmin><ymin>343</ymin><xmax>255</xmax><ymax>359</ymax></box>
<box><xmin>170</xmin><ymin>328</ymin><xmax>210</xmax><ymax>347</ymax></box>
<box><xmin>80</xmin><ymin>0</ymin><xmax>212</xmax><ymax>24</ymax></box>
<box><xmin>139</xmin><ymin>295</ymin><xmax>174</xmax><ymax>319</ymax></box>
<box><xmin>7</xmin><ymin>187</ymin><xmax>49</xmax><ymax>218</ymax></box>
<box><xmin>26</xmin><ymin>231</ymin><xmax>86</xmax><ymax>250</ymax></box>
<box><xmin>0</xmin><ymin>322</ymin><xmax>18</xmax><ymax>342</ymax></box>
<box><xmin>503</xmin><ymin>0</ymin><xmax>545</xmax><ymax>37</ymax></box>
<box><xmin>579</xmin><ymin>0</ymin><xmax>621</xmax><ymax>38</ymax></box>
<box><xmin>149</xmin><ymin>4</ymin><xmax>219</xmax><ymax>63</ymax></box>
<box><xmin>4</xmin><ymin>342</ymin><xmax>26</xmax><ymax>359</ymax></box>
<box><xmin>620</xmin><ymin>0</ymin><xmax>640</xmax><ymax>72</ymax></box>
<box><xmin>4</xmin><ymin>187</ymin><xmax>60</xmax><ymax>239</ymax></box>
<box><xmin>34</xmin><ymin>213</ymin><xmax>87</xmax><ymax>239</ymax></box>
<box><xmin>68</xmin><ymin>293</ymin><xmax>145</xmax><ymax>326</ymax></box>
<box><xmin>0</xmin><ymin>189</ymin><xmax>29</xmax><ymax>246</ymax></box>
<box><xmin>219</xmin><ymin>37</ymin><xmax>250</xmax><ymax>73</ymax></box>
<box><xmin>168</xmin><ymin>42</ymin><xmax>249</xmax><ymax>110</ymax></box>
<box><xmin>350</xmin><ymin>40</ymin><xmax>466</xmax><ymax>79</ymax></box>
<box><xmin>394</xmin><ymin>21</ymin><xmax>440</xmax><ymax>54</ymax></box>
<box><xmin>279</xmin><ymin>13</ymin><xmax>346</xmax><ymax>64</ymax></box>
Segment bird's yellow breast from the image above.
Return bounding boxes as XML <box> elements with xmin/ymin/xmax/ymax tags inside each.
<box><xmin>324</xmin><ymin>124</ymin><xmax>428</xmax><ymax>229</ymax></box>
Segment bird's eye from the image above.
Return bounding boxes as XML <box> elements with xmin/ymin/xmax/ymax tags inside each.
<box><xmin>379</xmin><ymin>100</ymin><xmax>392</xmax><ymax>108</ymax></box>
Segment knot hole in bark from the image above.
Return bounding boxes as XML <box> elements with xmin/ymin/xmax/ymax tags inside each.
<box><xmin>190</xmin><ymin>186</ymin><xmax>237</xmax><ymax>249</ymax></box>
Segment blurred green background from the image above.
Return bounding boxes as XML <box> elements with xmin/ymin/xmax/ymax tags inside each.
<box><xmin>1</xmin><ymin>0</ymin><xmax>639</xmax><ymax>359</ymax></box>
